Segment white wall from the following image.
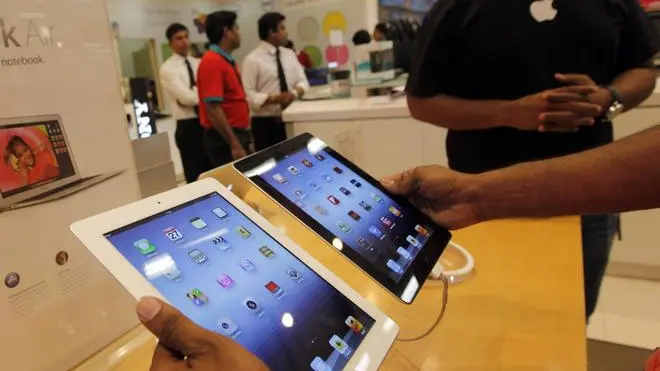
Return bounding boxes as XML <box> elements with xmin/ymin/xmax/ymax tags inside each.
<box><xmin>283</xmin><ymin>0</ymin><xmax>378</xmax><ymax>68</ymax></box>
<box><xmin>107</xmin><ymin>0</ymin><xmax>282</xmax><ymax>67</ymax></box>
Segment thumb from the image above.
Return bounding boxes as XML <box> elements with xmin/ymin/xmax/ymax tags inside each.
<box><xmin>137</xmin><ymin>296</ymin><xmax>215</xmax><ymax>356</ymax></box>
<box><xmin>380</xmin><ymin>168</ymin><xmax>416</xmax><ymax>196</ymax></box>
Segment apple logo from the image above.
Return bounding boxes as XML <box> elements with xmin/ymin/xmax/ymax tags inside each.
<box><xmin>530</xmin><ymin>0</ymin><xmax>558</xmax><ymax>23</ymax></box>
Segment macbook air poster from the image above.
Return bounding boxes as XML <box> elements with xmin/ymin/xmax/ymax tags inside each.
<box><xmin>0</xmin><ymin>115</ymin><xmax>122</xmax><ymax>212</ymax></box>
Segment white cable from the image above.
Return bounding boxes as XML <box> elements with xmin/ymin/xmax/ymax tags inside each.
<box><xmin>429</xmin><ymin>240</ymin><xmax>475</xmax><ymax>283</ymax></box>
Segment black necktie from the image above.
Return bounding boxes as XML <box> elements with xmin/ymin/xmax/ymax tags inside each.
<box><xmin>184</xmin><ymin>58</ymin><xmax>199</xmax><ymax>116</ymax></box>
<box><xmin>184</xmin><ymin>58</ymin><xmax>196</xmax><ymax>88</ymax></box>
<box><xmin>275</xmin><ymin>48</ymin><xmax>289</xmax><ymax>93</ymax></box>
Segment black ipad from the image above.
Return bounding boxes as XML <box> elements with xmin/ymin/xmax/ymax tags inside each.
<box><xmin>234</xmin><ymin>133</ymin><xmax>451</xmax><ymax>304</ymax></box>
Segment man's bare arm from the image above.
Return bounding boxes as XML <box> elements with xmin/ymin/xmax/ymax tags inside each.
<box><xmin>407</xmin><ymin>85</ymin><xmax>599</xmax><ymax>132</ymax></box>
<box><xmin>206</xmin><ymin>102</ymin><xmax>241</xmax><ymax>148</ymax></box>
<box><xmin>472</xmin><ymin>125</ymin><xmax>660</xmax><ymax>220</ymax></box>
<box><xmin>406</xmin><ymin>95</ymin><xmax>510</xmax><ymax>130</ymax></box>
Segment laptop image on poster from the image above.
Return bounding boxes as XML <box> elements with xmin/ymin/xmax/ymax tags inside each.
<box><xmin>0</xmin><ymin>115</ymin><xmax>122</xmax><ymax>212</ymax></box>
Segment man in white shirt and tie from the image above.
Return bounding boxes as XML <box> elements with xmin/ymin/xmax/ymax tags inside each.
<box><xmin>160</xmin><ymin>23</ymin><xmax>212</xmax><ymax>183</ymax></box>
<box><xmin>242</xmin><ymin>12</ymin><xmax>310</xmax><ymax>151</ymax></box>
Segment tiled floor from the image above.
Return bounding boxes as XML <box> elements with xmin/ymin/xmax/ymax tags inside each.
<box><xmin>588</xmin><ymin>276</ymin><xmax>660</xmax><ymax>350</ymax></box>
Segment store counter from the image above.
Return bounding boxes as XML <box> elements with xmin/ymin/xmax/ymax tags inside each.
<box><xmin>74</xmin><ymin>179</ymin><xmax>586</xmax><ymax>371</ymax></box>
<box><xmin>283</xmin><ymin>96</ymin><xmax>448</xmax><ymax>179</ymax></box>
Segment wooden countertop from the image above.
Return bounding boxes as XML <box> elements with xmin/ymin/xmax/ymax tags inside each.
<box><xmin>74</xmin><ymin>187</ymin><xmax>586</xmax><ymax>371</ymax></box>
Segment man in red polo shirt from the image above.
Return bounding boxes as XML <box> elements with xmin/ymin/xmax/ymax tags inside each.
<box><xmin>197</xmin><ymin>11</ymin><xmax>253</xmax><ymax>167</ymax></box>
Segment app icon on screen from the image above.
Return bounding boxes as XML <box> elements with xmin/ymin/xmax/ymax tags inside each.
<box><xmin>242</xmin><ymin>297</ymin><xmax>264</xmax><ymax>316</ymax></box>
<box><xmin>369</xmin><ymin>226</ymin><xmax>384</xmax><ymax>239</ymax></box>
<box><xmin>333</xmin><ymin>166</ymin><xmax>344</xmax><ymax>174</ymax></box>
<box><xmin>397</xmin><ymin>246</ymin><xmax>412</xmax><ymax>260</ymax></box>
<box><xmin>293</xmin><ymin>189</ymin><xmax>307</xmax><ymax>199</ymax></box>
<box><xmin>186</xmin><ymin>289</ymin><xmax>209</xmax><ymax>307</ymax></box>
<box><xmin>286</xmin><ymin>268</ymin><xmax>303</xmax><ymax>282</ymax></box>
<box><xmin>164</xmin><ymin>265</ymin><xmax>182</xmax><ymax>281</ymax></box>
<box><xmin>339</xmin><ymin>186</ymin><xmax>352</xmax><ymax>196</ymax></box>
<box><xmin>273</xmin><ymin>173</ymin><xmax>288</xmax><ymax>184</ymax></box>
<box><xmin>322</xmin><ymin>174</ymin><xmax>333</xmax><ymax>183</ymax></box>
<box><xmin>348</xmin><ymin>210</ymin><xmax>361</xmax><ymax>221</ymax></box>
<box><xmin>259</xmin><ymin>245</ymin><xmax>276</xmax><ymax>259</ymax></box>
<box><xmin>164</xmin><ymin>227</ymin><xmax>184</xmax><ymax>242</ymax></box>
<box><xmin>389</xmin><ymin>206</ymin><xmax>403</xmax><ymax>218</ymax></box>
<box><xmin>212</xmin><ymin>236</ymin><xmax>232</xmax><ymax>252</ymax></box>
<box><xmin>309</xmin><ymin>182</ymin><xmax>322</xmax><ymax>191</ymax></box>
<box><xmin>236</xmin><ymin>226</ymin><xmax>252</xmax><ymax>239</ymax></box>
<box><xmin>337</xmin><ymin>222</ymin><xmax>352</xmax><ymax>234</ymax></box>
<box><xmin>329</xmin><ymin>335</ymin><xmax>350</xmax><ymax>355</ymax></box>
<box><xmin>212</xmin><ymin>207</ymin><xmax>228</xmax><ymax>219</ymax></box>
<box><xmin>386</xmin><ymin>259</ymin><xmax>404</xmax><ymax>274</ymax></box>
<box><xmin>345</xmin><ymin>316</ymin><xmax>365</xmax><ymax>334</ymax></box>
<box><xmin>301</xmin><ymin>159</ymin><xmax>314</xmax><ymax>168</ymax></box>
<box><xmin>295</xmin><ymin>200</ymin><xmax>306</xmax><ymax>209</ymax></box>
<box><xmin>315</xmin><ymin>153</ymin><xmax>326</xmax><ymax>161</ymax></box>
<box><xmin>146</xmin><ymin>254</ymin><xmax>181</xmax><ymax>280</ymax></box>
<box><xmin>407</xmin><ymin>235</ymin><xmax>421</xmax><ymax>248</ymax></box>
<box><xmin>190</xmin><ymin>217</ymin><xmax>208</xmax><ymax>230</ymax></box>
<box><xmin>327</xmin><ymin>195</ymin><xmax>340</xmax><ymax>205</ymax></box>
<box><xmin>287</xmin><ymin>166</ymin><xmax>302</xmax><ymax>176</ymax></box>
<box><xmin>134</xmin><ymin>239</ymin><xmax>156</xmax><ymax>255</ymax></box>
<box><xmin>415</xmin><ymin>224</ymin><xmax>430</xmax><ymax>237</ymax></box>
<box><xmin>350</xmin><ymin>179</ymin><xmax>363</xmax><ymax>188</ymax></box>
<box><xmin>216</xmin><ymin>273</ymin><xmax>235</xmax><ymax>288</ymax></box>
<box><xmin>380</xmin><ymin>216</ymin><xmax>394</xmax><ymax>229</ymax></box>
<box><xmin>310</xmin><ymin>357</ymin><xmax>332</xmax><ymax>371</ymax></box>
<box><xmin>314</xmin><ymin>205</ymin><xmax>329</xmax><ymax>216</ymax></box>
<box><xmin>359</xmin><ymin>201</ymin><xmax>373</xmax><ymax>212</ymax></box>
<box><xmin>188</xmin><ymin>249</ymin><xmax>209</xmax><ymax>264</ymax></box>
<box><xmin>239</xmin><ymin>259</ymin><xmax>257</xmax><ymax>273</ymax></box>
<box><xmin>357</xmin><ymin>237</ymin><xmax>373</xmax><ymax>251</ymax></box>
<box><xmin>217</xmin><ymin>317</ymin><xmax>241</xmax><ymax>338</ymax></box>
<box><xmin>264</xmin><ymin>281</ymin><xmax>286</xmax><ymax>298</ymax></box>
<box><xmin>370</xmin><ymin>193</ymin><xmax>384</xmax><ymax>204</ymax></box>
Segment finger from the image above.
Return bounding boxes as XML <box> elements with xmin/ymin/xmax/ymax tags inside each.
<box><xmin>555</xmin><ymin>73</ymin><xmax>595</xmax><ymax>86</ymax></box>
<box><xmin>149</xmin><ymin>343</ymin><xmax>184</xmax><ymax>371</ymax></box>
<box><xmin>539</xmin><ymin>112</ymin><xmax>595</xmax><ymax>127</ymax></box>
<box><xmin>380</xmin><ymin>168</ymin><xmax>416</xmax><ymax>195</ymax></box>
<box><xmin>545</xmin><ymin>92</ymin><xmax>591</xmax><ymax>103</ymax></box>
<box><xmin>553</xmin><ymin>85</ymin><xmax>597</xmax><ymax>95</ymax></box>
<box><xmin>547</xmin><ymin>102</ymin><xmax>602</xmax><ymax>117</ymax></box>
<box><xmin>137</xmin><ymin>297</ymin><xmax>216</xmax><ymax>356</ymax></box>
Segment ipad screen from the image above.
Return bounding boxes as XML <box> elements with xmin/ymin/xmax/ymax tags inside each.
<box><xmin>104</xmin><ymin>192</ymin><xmax>375</xmax><ymax>371</ymax></box>
<box><xmin>256</xmin><ymin>148</ymin><xmax>437</xmax><ymax>284</ymax></box>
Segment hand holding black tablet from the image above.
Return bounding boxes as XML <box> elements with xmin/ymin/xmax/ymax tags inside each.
<box><xmin>234</xmin><ymin>133</ymin><xmax>452</xmax><ymax>304</ymax></box>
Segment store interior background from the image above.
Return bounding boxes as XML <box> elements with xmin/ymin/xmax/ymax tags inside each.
<box><xmin>105</xmin><ymin>0</ymin><xmax>660</xmax><ymax>369</ymax></box>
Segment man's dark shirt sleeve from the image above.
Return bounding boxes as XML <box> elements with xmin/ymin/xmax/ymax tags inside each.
<box><xmin>406</xmin><ymin>0</ymin><xmax>458</xmax><ymax>98</ymax></box>
<box><xmin>616</xmin><ymin>0</ymin><xmax>660</xmax><ymax>73</ymax></box>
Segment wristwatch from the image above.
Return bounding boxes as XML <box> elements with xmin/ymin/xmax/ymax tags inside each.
<box><xmin>604</xmin><ymin>86</ymin><xmax>624</xmax><ymax>120</ymax></box>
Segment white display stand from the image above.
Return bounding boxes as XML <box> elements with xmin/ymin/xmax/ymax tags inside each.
<box><xmin>0</xmin><ymin>1</ymin><xmax>142</xmax><ymax>370</ymax></box>
<box><xmin>131</xmin><ymin>132</ymin><xmax>178</xmax><ymax>197</ymax></box>
<box><xmin>283</xmin><ymin>95</ymin><xmax>448</xmax><ymax>179</ymax></box>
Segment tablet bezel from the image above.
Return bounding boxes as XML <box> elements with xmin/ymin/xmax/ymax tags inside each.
<box><xmin>234</xmin><ymin>133</ymin><xmax>452</xmax><ymax>304</ymax></box>
<box><xmin>70</xmin><ymin>178</ymin><xmax>398</xmax><ymax>371</ymax></box>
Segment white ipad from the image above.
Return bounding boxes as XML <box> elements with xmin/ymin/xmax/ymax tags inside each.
<box><xmin>70</xmin><ymin>178</ymin><xmax>399</xmax><ymax>371</ymax></box>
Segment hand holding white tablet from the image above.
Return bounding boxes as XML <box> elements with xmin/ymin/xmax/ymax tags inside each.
<box><xmin>71</xmin><ymin>179</ymin><xmax>397</xmax><ymax>371</ymax></box>
<box><xmin>136</xmin><ymin>297</ymin><xmax>269</xmax><ymax>371</ymax></box>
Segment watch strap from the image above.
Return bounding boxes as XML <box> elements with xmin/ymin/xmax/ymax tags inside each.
<box><xmin>604</xmin><ymin>86</ymin><xmax>622</xmax><ymax>106</ymax></box>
